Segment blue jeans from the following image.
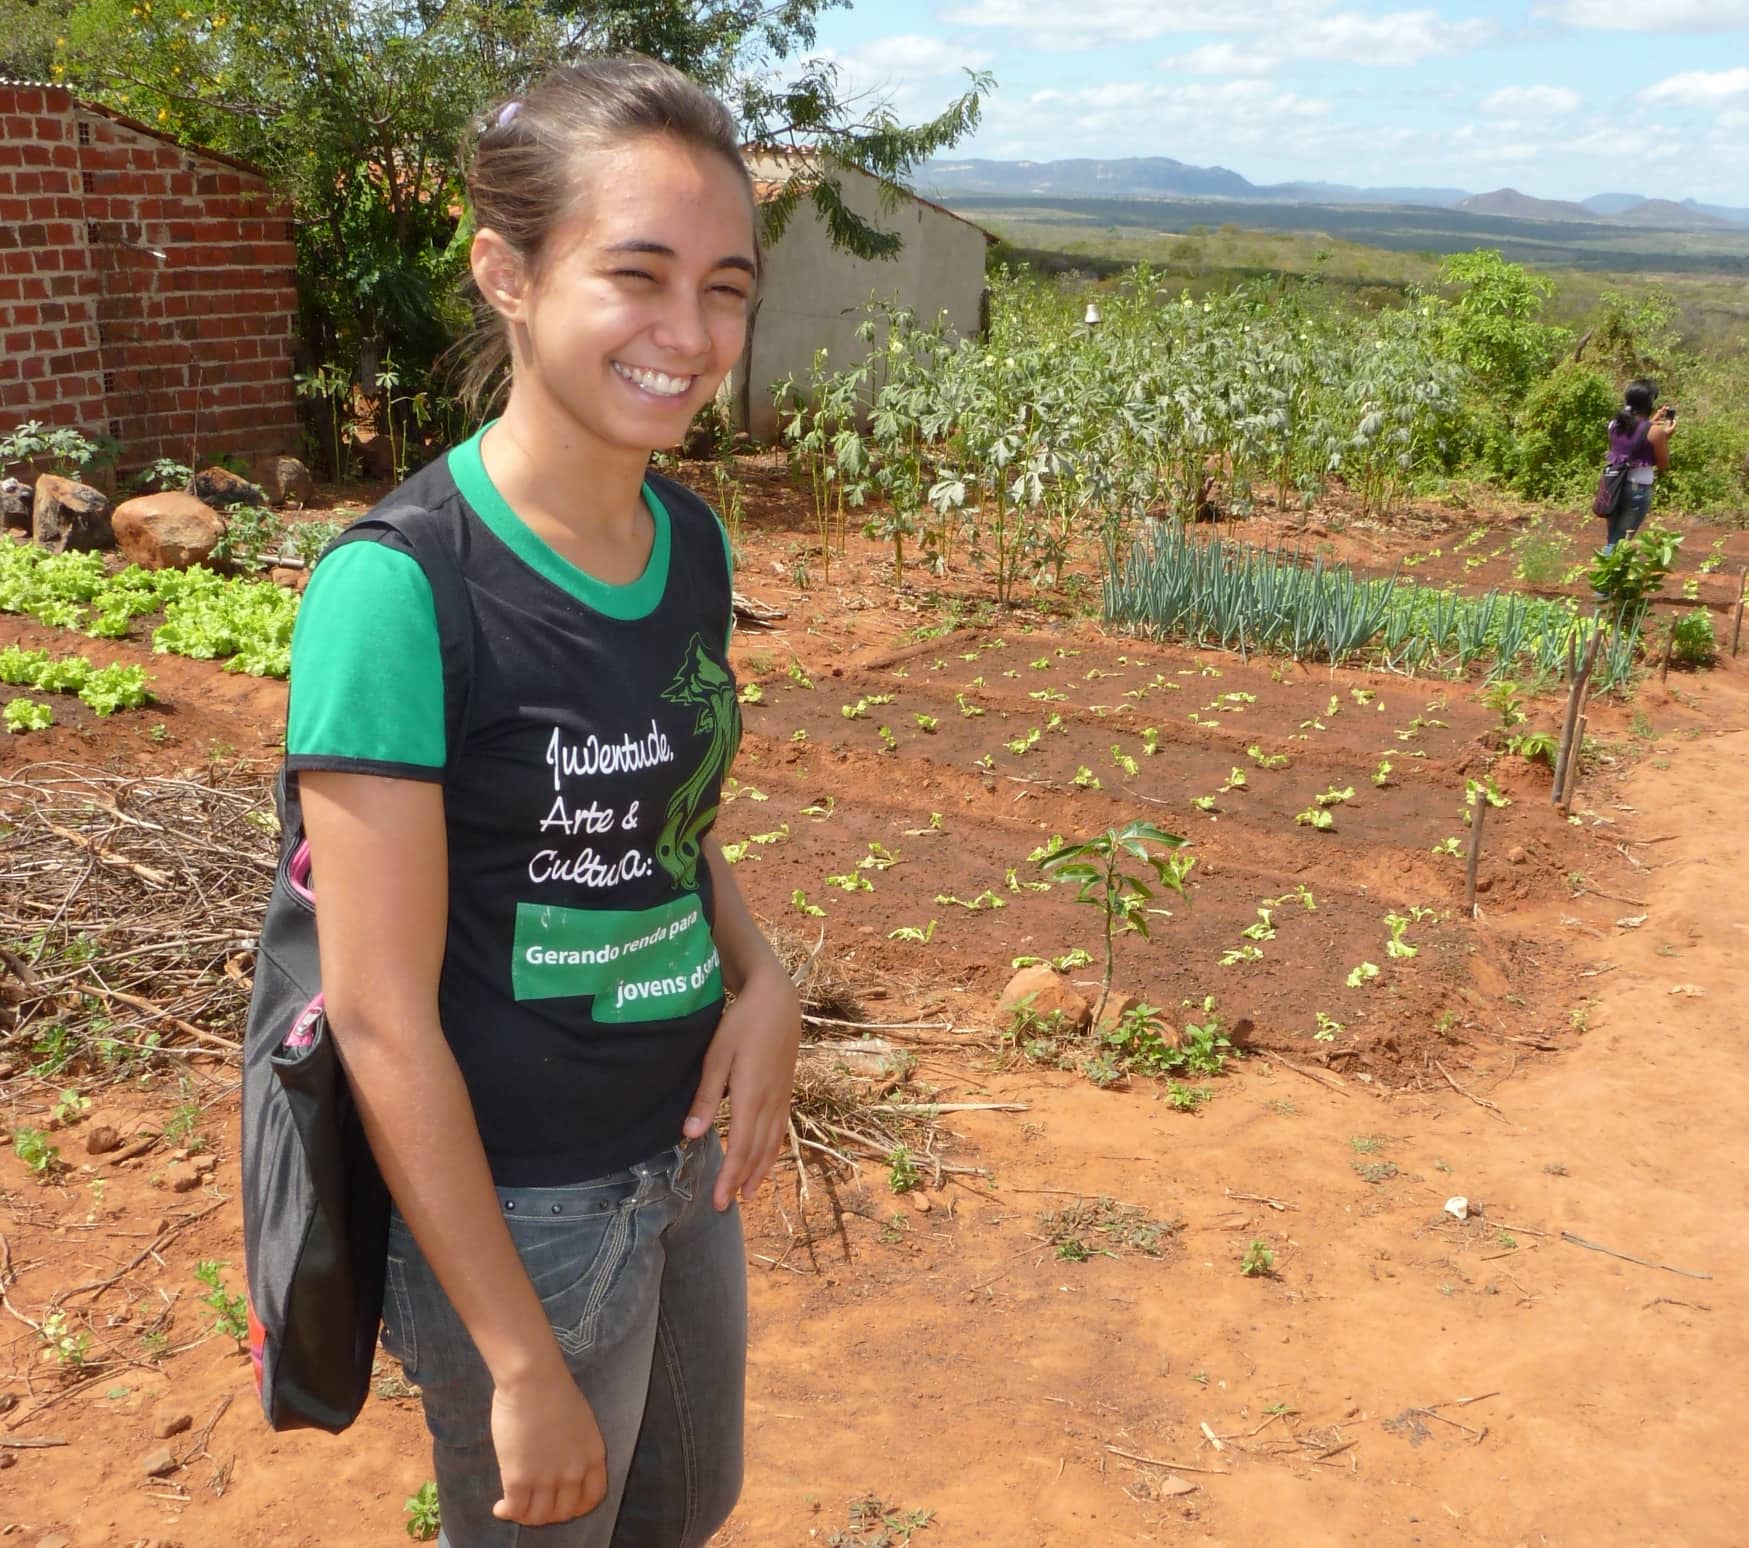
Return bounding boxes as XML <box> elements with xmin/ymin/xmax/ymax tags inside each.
<box><xmin>1605</xmin><ymin>479</ymin><xmax>1654</xmax><ymax>551</ymax></box>
<box><xmin>382</xmin><ymin>1134</ymin><xmax>746</xmax><ymax>1547</ymax></box>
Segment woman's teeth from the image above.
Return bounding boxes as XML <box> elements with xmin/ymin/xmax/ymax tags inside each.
<box><xmin>613</xmin><ymin>362</ymin><xmax>693</xmax><ymax>398</ymax></box>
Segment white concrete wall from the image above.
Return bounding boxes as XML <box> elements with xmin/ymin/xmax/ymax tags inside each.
<box><xmin>735</xmin><ymin>158</ymin><xmax>990</xmax><ymax>442</ymax></box>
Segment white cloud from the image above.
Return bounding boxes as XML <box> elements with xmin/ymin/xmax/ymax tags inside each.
<box><xmin>1640</xmin><ymin>67</ymin><xmax>1749</xmax><ymax>105</ymax></box>
<box><xmin>1166</xmin><ymin>43</ymin><xmax>1276</xmax><ymax>76</ymax></box>
<box><xmin>1482</xmin><ymin>85</ymin><xmax>1583</xmax><ymax>116</ymax></box>
<box><xmin>1536</xmin><ymin>0</ymin><xmax>1749</xmax><ymax>29</ymax></box>
<box><xmin>945</xmin><ymin>0</ymin><xmax>1490</xmax><ymax>59</ymax></box>
<box><xmin>837</xmin><ymin>34</ymin><xmax>992</xmax><ymax>77</ymax></box>
<box><xmin>1720</xmin><ymin>108</ymin><xmax>1749</xmax><ymax>128</ymax></box>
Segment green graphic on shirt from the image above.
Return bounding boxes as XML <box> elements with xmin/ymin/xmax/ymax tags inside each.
<box><xmin>654</xmin><ymin>633</ymin><xmax>740</xmax><ymax>891</ymax></box>
<box><xmin>512</xmin><ymin>893</ymin><xmax>721</xmax><ymax>1017</ymax></box>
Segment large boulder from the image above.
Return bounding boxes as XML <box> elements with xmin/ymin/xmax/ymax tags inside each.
<box><xmin>250</xmin><ymin>454</ymin><xmax>314</xmax><ymax>508</ymax></box>
<box><xmin>112</xmin><ymin>492</ymin><xmax>225</xmax><ymax>571</ymax></box>
<box><xmin>0</xmin><ymin>477</ymin><xmax>29</xmax><ymax>532</ymax></box>
<box><xmin>31</xmin><ymin>474</ymin><xmax>113</xmax><ymax>552</ymax></box>
<box><xmin>190</xmin><ymin>466</ymin><xmax>265</xmax><ymax>508</ymax></box>
<box><xmin>995</xmin><ymin>964</ymin><xmax>1092</xmax><ymax>1037</ymax></box>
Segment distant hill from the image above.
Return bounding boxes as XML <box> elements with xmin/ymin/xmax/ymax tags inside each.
<box><xmin>924</xmin><ymin>158</ymin><xmax>1749</xmax><ymax>230</ymax></box>
<box><xmin>1456</xmin><ymin>188</ymin><xmax>1601</xmax><ymax>222</ymax></box>
<box><xmin>923</xmin><ymin>157</ymin><xmax>1467</xmax><ymax>208</ymax></box>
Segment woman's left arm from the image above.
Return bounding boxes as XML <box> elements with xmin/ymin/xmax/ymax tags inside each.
<box><xmin>684</xmin><ymin>835</ymin><xmax>802</xmax><ymax>1210</ymax></box>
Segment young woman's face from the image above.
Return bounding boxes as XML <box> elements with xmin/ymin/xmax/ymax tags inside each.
<box><xmin>498</xmin><ymin>135</ymin><xmax>757</xmax><ymax>454</ymax></box>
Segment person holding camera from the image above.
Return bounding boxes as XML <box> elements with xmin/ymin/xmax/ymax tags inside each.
<box><xmin>1603</xmin><ymin>378</ymin><xmax>1676</xmax><ymax>552</ymax></box>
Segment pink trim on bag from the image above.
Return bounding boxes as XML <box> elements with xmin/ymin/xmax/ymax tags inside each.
<box><xmin>287</xmin><ymin>840</ymin><xmax>315</xmax><ymax>904</ymax></box>
<box><xmin>282</xmin><ymin>994</ymin><xmax>325</xmax><ymax>1053</ymax></box>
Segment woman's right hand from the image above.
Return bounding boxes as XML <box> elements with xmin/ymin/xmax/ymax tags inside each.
<box><xmin>491</xmin><ymin>1362</ymin><xmax>609</xmax><ymax>1525</ymax></box>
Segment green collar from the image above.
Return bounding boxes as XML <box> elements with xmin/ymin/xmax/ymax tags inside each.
<box><xmin>447</xmin><ymin>425</ymin><xmax>671</xmax><ymax>619</ymax></box>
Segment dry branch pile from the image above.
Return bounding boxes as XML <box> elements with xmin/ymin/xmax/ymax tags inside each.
<box><xmin>0</xmin><ymin>761</ymin><xmax>276</xmax><ymax>1081</ymax></box>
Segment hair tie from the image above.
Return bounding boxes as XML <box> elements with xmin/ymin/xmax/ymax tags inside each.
<box><xmin>495</xmin><ymin>100</ymin><xmax>522</xmax><ymax>129</ymax></box>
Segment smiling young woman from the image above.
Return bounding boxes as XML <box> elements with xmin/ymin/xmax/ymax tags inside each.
<box><xmin>276</xmin><ymin>56</ymin><xmax>801</xmax><ymax>1548</ymax></box>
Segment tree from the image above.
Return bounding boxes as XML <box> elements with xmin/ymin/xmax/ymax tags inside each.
<box><xmin>26</xmin><ymin>0</ymin><xmax>989</xmax><ymax>421</ymax></box>
<box><xmin>1422</xmin><ymin>249</ymin><xmax>1566</xmax><ymax>405</ymax></box>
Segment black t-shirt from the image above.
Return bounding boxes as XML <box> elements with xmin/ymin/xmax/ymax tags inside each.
<box><xmin>286</xmin><ymin>428</ymin><xmax>739</xmax><ymax>1184</ymax></box>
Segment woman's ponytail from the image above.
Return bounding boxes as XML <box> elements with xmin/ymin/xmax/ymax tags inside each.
<box><xmin>1612</xmin><ymin>378</ymin><xmax>1658</xmax><ymax>437</ymax></box>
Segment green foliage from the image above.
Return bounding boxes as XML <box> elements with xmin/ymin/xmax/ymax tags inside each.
<box><xmin>134</xmin><ymin>458</ymin><xmax>194</xmax><ymax>493</ymax></box>
<box><xmin>1588</xmin><ymin>524</ymin><xmax>1682</xmax><ymax>613</ymax></box>
<box><xmin>1040</xmin><ymin>820</ymin><xmax>1194</xmax><ymax>1023</ymax></box>
<box><xmin>195</xmin><ymin>1260</ymin><xmax>249</xmax><ymax>1342</ymax></box>
<box><xmin>5</xmin><ymin>698</ymin><xmax>54</xmax><ymax>733</ymax></box>
<box><xmin>1671</xmin><ymin>610</ymin><xmax>1717</xmax><ymax>667</ymax></box>
<box><xmin>1424</xmin><ymin>250</ymin><xmax>1564</xmax><ymax>405</ymax></box>
<box><xmin>405</xmin><ymin>1481</ymin><xmax>441</xmax><ymax>1542</ymax></box>
<box><xmin>886</xmin><ymin>1146</ymin><xmax>921</xmax><ymax>1195</ymax></box>
<box><xmin>1240</xmin><ymin>1238</ymin><xmax>1276</xmax><ymax>1277</ymax></box>
<box><xmin>211</xmin><ymin>505</ymin><xmax>285</xmax><ymax>573</ymax></box>
<box><xmin>1509</xmin><ymin>362</ymin><xmax>1616</xmax><ymax>498</ymax></box>
<box><xmin>13</xmin><ymin>1127</ymin><xmax>61</xmax><ymax>1175</ymax></box>
<box><xmin>0</xmin><ymin>419</ymin><xmax>118</xmax><ymax>478</ymax></box>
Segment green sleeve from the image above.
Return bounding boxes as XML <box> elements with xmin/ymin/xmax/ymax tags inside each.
<box><xmin>286</xmin><ymin>540</ymin><xmax>446</xmax><ymax>777</ymax></box>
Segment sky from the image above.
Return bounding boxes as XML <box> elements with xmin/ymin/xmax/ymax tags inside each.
<box><xmin>803</xmin><ymin>0</ymin><xmax>1749</xmax><ymax>205</ymax></box>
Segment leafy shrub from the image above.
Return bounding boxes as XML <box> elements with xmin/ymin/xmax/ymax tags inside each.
<box><xmin>1671</xmin><ymin>610</ymin><xmax>1716</xmax><ymax>666</ymax></box>
<box><xmin>0</xmin><ymin>420</ymin><xmax>119</xmax><ymax>479</ymax></box>
<box><xmin>1589</xmin><ymin>523</ymin><xmax>1682</xmax><ymax>612</ymax></box>
<box><xmin>1510</xmin><ymin>363</ymin><xmax>1616</xmax><ymax>500</ymax></box>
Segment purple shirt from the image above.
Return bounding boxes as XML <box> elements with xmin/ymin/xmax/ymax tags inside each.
<box><xmin>1608</xmin><ymin>415</ymin><xmax>1654</xmax><ymax>469</ymax></box>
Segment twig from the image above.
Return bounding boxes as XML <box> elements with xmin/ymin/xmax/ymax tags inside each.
<box><xmin>41</xmin><ymin>821</ymin><xmax>172</xmax><ymax>886</ymax></box>
<box><xmin>802</xmin><ymin>1014</ymin><xmax>955</xmax><ymax>1033</ymax></box>
<box><xmin>1102</xmin><ymin>1445</ymin><xmax>1228</xmax><ymax>1477</ymax></box>
<box><xmin>1560</xmin><ymin>1231</ymin><xmax>1712</xmax><ymax>1280</ymax></box>
<box><xmin>1199</xmin><ymin>1421</ymin><xmax>1224</xmax><ymax>1452</ymax></box>
<box><xmin>0</xmin><ymin>1436</ymin><xmax>68</xmax><ymax>1449</ymax></box>
<box><xmin>1411</xmin><ymin>1407</ymin><xmax>1487</xmax><ymax>1442</ymax></box>
<box><xmin>62</xmin><ymin>1199</ymin><xmax>227</xmax><ymax>1303</ymax></box>
<box><xmin>79</xmin><ymin>983</ymin><xmax>241</xmax><ymax>1053</ymax></box>
<box><xmin>1644</xmin><ymin>1297</ymin><xmax>1711</xmax><ymax>1312</ymax></box>
<box><xmin>1224</xmin><ymin>1189</ymin><xmax>1297</xmax><ymax>1212</ymax></box>
<box><xmin>1266</xmin><ymin>1055</ymin><xmax>1352</xmax><ymax>1095</ymax></box>
<box><xmin>1313</xmin><ymin>1439</ymin><xmax>1357</xmax><ymax>1462</ymax></box>
<box><xmin>870</xmin><ymin>1102</ymin><xmax>1028</xmax><ymax>1115</ymax></box>
<box><xmin>1434</xmin><ymin>1061</ymin><xmax>1504</xmax><ymax>1120</ymax></box>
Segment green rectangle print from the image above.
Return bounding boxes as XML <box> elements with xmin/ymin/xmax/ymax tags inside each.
<box><xmin>512</xmin><ymin>893</ymin><xmax>722</xmax><ymax>1021</ymax></box>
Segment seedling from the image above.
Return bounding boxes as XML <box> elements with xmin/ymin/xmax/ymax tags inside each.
<box><xmin>791</xmin><ymin>889</ymin><xmax>825</xmax><ymax>918</ymax></box>
<box><xmin>1383</xmin><ymin>913</ymin><xmax>1417</xmax><ymax>960</ymax></box>
<box><xmin>1371</xmin><ymin>758</ymin><xmax>1393</xmax><ymax>788</ymax></box>
<box><xmin>1346</xmin><ymin>961</ymin><xmax>1381</xmax><ymax>987</ymax></box>
<box><xmin>51</xmin><ymin>1087</ymin><xmax>91</xmax><ymax>1125</ymax></box>
<box><xmin>1247</xmin><ymin>743</ymin><xmax>1289</xmax><ymax>769</ymax></box>
<box><xmin>1003</xmin><ymin>866</ymin><xmax>1051</xmax><ymax>893</ymax></box>
<box><xmin>1479</xmin><ymin>679</ymin><xmax>1526</xmax><ymax>733</ymax></box>
<box><xmin>1006</xmin><ymin>727</ymin><xmax>1041</xmax><ymax>756</ymax></box>
<box><xmin>1241</xmin><ymin>907</ymin><xmax>1276</xmax><ymax>941</ymax></box>
<box><xmin>887</xmin><ymin>1146</ymin><xmax>922</xmax><ymax>1194</ymax></box>
<box><xmin>1167</xmin><ymin>1081</ymin><xmax>1212</xmax><ymax>1112</ymax></box>
<box><xmin>1462</xmin><ymin>776</ymin><xmax>1509</xmax><ymax>825</ymax></box>
<box><xmin>40</xmin><ymin>1309</ymin><xmax>92</xmax><ymax>1370</ymax></box>
<box><xmin>859</xmin><ymin>842</ymin><xmax>900</xmax><ymax>871</ymax></box>
<box><xmin>1218</xmin><ymin>767</ymin><xmax>1247</xmax><ymax>793</ymax></box>
<box><xmin>1240</xmin><ymin>1239</ymin><xmax>1276</xmax><ymax>1278</ymax></box>
<box><xmin>1040</xmin><ymin>820</ymin><xmax>1194</xmax><ymax>1024</ymax></box>
<box><xmin>1011</xmin><ymin>946</ymin><xmax>1093</xmax><ymax>972</ymax></box>
<box><xmin>1315</xmin><ymin>785</ymin><xmax>1354</xmax><ymax>807</ymax></box>
<box><xmin>825</xmin><ymin>871</ymin><xmax>873</xmax><ymax>892</ymax></box>
<box><xmin>1028</xmin><ymin>688</ymin><xmax>1066</xmax><ymax>703</ymax></box>
<box><xmin>801</xmin><ymin>797</ymin><xmax>836</xmax><ymax>819</ymax></box>
<box><xmin>955</xmin><ymin>693</ymin><xmax>985</xmax><ymax>718</ymax></box>
<box><xmin>1191</xmin><ymin>794</ymin><xmax>1216</xmax><ymax>812</ymax></box>
<box><xmin>1220</xmin><ymin>944</ymin><xmax>1263</xmax><ymax>966</ymax></box>
<box><xmin>903</xmin><ymin>812</ymin><xmax>945</xmax><ymax>836</ymax></box>
<box><xmin>1071</xmin><ymin>766</ymin><xmax>1102</xmax><ymax>790</ymax></box>
<box><xmin>841</xmin><ymin>699</ymin><xmax>870</xmax><ymax>720</ymax></box>
<box><xmin>912</xmin><ymin>713</ymin><xmax>938</xmax><ymax>733</ymax></box>
<box><xmin>888</xmin><ymin>920</ymin><xmax>938</xmax><ymax>944</ymax></box>
<box><xmin>1313</xmin><ymin>1012</ymin><xmax>1344</xmax><ymax>1043</ymax></box>
<box><xmin>934</xmin><ymin>889</ymin><xmax>1004</xmax><ymax>911</ymax></box>
<box><xmin>1111</xmin><ymin>745</ymin><xmax>1140</xmax><ymax>778</ymax></box>
<box><xmin>876</xmin><ymin>725</ymin><xmax>898</xmax><ymax>753</ymax></box>
<box><xmin>1141</xmin><ymin>727</ymin><xmax>1160</xmax><ymax>755</ymax></box>
<box><xmin>737</xmin><ymin>683</ymin><xmax>764</xmax><ymax>706</ymax></box>
<box><xmin>405</xmin><ymin>1481</ymin><xmax>441</xmax><ymax>1542</ymax></box>
<box><xmin>195</xmin><ymin>1260</ymin><xmax>249</xmax><ymax>1342</ymax></box>
<box><xmin>1432</xmin><ymin>836</ymin><xmax>1463</xmax><ymax>856</ymax></box>
<box><xmin>4</xmin><ymin>698</ymin><xmax>54</xmax><ymax>733</ymax></box>
<box><xmin>13</xmin><ymin>1127</ymin><xmax>60</xmax><ymax>1177</ymax></box>
<box><xmin>1295</xmin><ymin>805</ymin><xmax>1334</xmax><ymax>830</ymax></box>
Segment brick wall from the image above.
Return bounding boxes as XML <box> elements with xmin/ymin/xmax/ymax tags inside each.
<box><xmin>0</xmin><ymin>82</ymin><xmax>301</xmax><ymax>473</ymax></box>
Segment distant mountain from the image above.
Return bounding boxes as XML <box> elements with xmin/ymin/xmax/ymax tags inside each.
<box><xmin>1581</xmin><ymin>192</ymin><xmax>1648</xmax><ymax>216</ymax></box>
<box><xmin>923</xmin><ymin>157</ymin><xmax>1466</xmax><ymax>208</ymax></box>
<box><xmin>1456</xmin><ymin>188</ymin><xmax>1601</xmax><ymax>222</ymax></box>
<box><xmin>1613</xmin><ymin>198</ymin><xmax>1736</xmax><ymax>229</ymax></box>
<box><xmin>923</xmin><ymin>158</ymin><xmax>1749</xmax><ymax>229</ymax></box>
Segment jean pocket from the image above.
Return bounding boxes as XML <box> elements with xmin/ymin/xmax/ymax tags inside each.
<box><xmin>507</xmin><ymin>1203</ymin><xmax>638</xmax><ymax>1356</ymax></box>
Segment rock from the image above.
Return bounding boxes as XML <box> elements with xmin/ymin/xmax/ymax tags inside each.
<box><xmin>85</xmin><ymin>1124</ymin><xmax>122</xmax><ymax>1156</ymax></box>
<box><xmin>1507</xmin><ymin>845</ymin><xmax>1528</xmax><ymax>865</ymax></box>
<box><xmin>189</xmin><ymin>466</ymin><xmax>265</xmax><ymax>508</ymax></box>
<box><xmin>192</xmin><ymin>1153</ymin><xmax>217</xmax><ymax>1174</ymax></box>
<box><xmin>995</xmin><ymin>965</ymin><xmax>1091</xmax><ymax>1037</ymax></box>
<box><xmin>1093</xmin><ymin>990</ymin><xmax>1149</xmax><ymax>1040</ymax></box>
<box><xmin>36</xmin><ymin>1533</ymin><xmax>70</xmax><ymax>1547</ymax></box>
<box><xmin>0</xmin><ymin>1448</ymin><xmax>12</xmax><ymax>1470</ymax></box>
<box><xmin>250</xmin><ymin>453</ymin><xmax>314</xmax><ymax>507</ymax></box>
<box><xmin>1</xmin><ymin>476</ymin><xmax>30</xmax><ymax>531</ymax></box>
<box><xmin>140</xmin><ymin>1444</ymin><xmax>179</xmax><ymax>1477</ymax></box>
<box><xmin>151</xmin><ymin>1408</ymin><xmax>193</xmax><ymax>1439</ymax></box>
<box><xmin>166</xmin><ymin>1162</ymin><xmax>201</xmax><ymax>1193</ymax></box>
<box><xmin>1475</xmin><ymin>874</ymin><xmax>1493</xmax><ymax>895</ymax></box>
<box><xmin>30</xmin><ymin>474</ymin><xmax>113</xmax><ymax>552</ymax></box>
<box><xmin>910</xmin><ymin>1192</ymin><xmax>932</xmax><ymax>1214</ymax></box>
<box><xmin>111</xmin><ymin>493</ymin><xmax>225</xmax><ymax>572</ymax></box>
<box><xmin>269</xmin><ymin>566</ymin><xmax>310</xmax><ymax>592</ymax></box>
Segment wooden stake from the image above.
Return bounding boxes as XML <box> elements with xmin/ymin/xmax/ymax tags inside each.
<box><xmin>1562</xmin><ymin>713</ymin><xmax>1588</xmax><ymax>809</ymax></box>
<box><xmin>1733</xmin><ymin>566</ymin><xmax>1746</xmax><ymax>658</ymax></box>
<box><xmin>1464</xmin><ymin>794</ymin><xmax>1487</xmax><ymax>917</ymax></box>
<box><xmin>1659</xmin><ymin>617</ymin><xmax>1676</xmax><ymax>683</ymax></box>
